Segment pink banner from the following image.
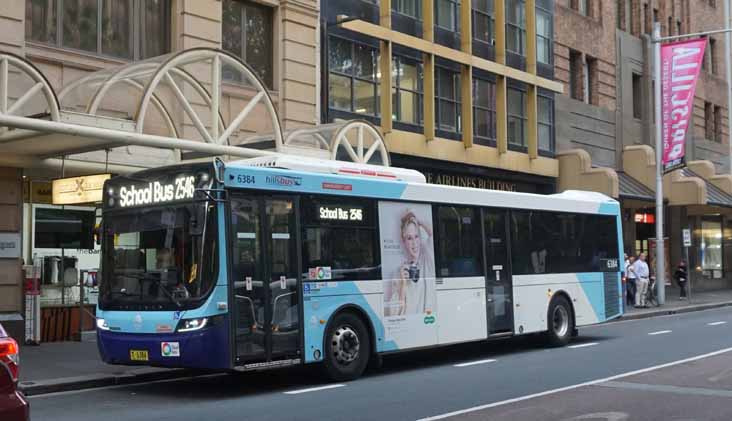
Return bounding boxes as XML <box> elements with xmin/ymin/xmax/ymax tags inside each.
<box><xmin>661</xmin><ymin>38</ymin><xmax>706</xmax><ymax>173</ymax></box>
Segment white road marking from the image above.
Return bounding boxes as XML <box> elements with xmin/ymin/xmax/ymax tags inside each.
<box><xmin>454</xmin><ymin>359</ymin><xmax>497</xmax><ymax>367</ymax></box>
<box><xmin>416</xmin><ymin>346</ymin><xmax>732</xmax><ymax>421</ymax></box>
<box><xmin>283</xmin><ymin>384</ymin><xmax>345</xmax><ymax>395</ymax></box>
<box><xmin>648</xmin><ymin>330</ymin><xmax>672</xmax><ymax>335</ymax></box>
<box><xmin>568</xmin><ymin>342</ymin><xmax>598</xmax><ymax>349</ymax></box>
<box><xmin>708</xmin><ymin>321</ymin><xmax>727</xmax><ymax>326</ymax></box>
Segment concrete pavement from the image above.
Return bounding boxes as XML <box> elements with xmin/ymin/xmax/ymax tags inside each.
<box><xmin>25</xmin><ymin>306</ymin><xmax>732</xmax><ymax>421</ymax></box>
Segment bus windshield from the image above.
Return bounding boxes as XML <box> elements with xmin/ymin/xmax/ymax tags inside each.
<box><xmin>99</xmin><ymin>202</ymin><xmax>218</xmax><ymax>311</ymax></box>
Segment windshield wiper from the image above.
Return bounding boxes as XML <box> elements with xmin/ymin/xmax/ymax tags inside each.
<box><xmin>119</xmin><ymin>273</ymin><xmax>183</xmax><ymax>308</ymax></box>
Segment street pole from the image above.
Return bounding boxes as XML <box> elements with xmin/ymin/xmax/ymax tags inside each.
<box><xmin>724</xmin><ymin>0</ymin><xmax>732</xmax><ymax>173</ymax></box>
<box><xmin>653</xmin><ymin>23</ymin><xmax>666</xmax><ymax>305</ymax></box>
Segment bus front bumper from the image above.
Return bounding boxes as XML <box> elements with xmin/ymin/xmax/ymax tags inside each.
<box><xmin>97</xmin><ymin>320</ymin><xmax>230</xmax><ymax>370</ymax></box>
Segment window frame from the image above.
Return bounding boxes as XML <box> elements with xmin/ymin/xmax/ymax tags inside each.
<box><xmin>507</xmin><ymin>86</ymin><xmax>527</xmax><ymax>148</ymax></box>
<box><xmin>392</xmin><ymin>55</ymin><xmax>425</xmax><ymax>126</ymax></box>
<box><xmin>435</xmin><ymin>0</ymin><xmax>461</xmax><ymax>32</ymax></box>
<box><xmin>472</xmin><ymin>76</ymin><xmax>497</xmax><ymax>144</ymax></box>
<box><xmin>535</xmin><ymin>6</ymin><xmax>553</xmax><ymax>65</ymax></box>
<box><xmin>435</xmin><ymin>65</ymin><xmax>462</xmax><ymax>134</ymax></box>
<box><xmin>537</xmin><ymin>93</ymin><xmax>554</xmax><ymax>153</ymax></box>
<box><xmin>472</xmin><ymin>0</ymin><xmax>495</xmax><ymax>46</ymax></box>
<box><xmin>505</xmin><ymin>0</ymin><xmax>526</xmax><ymax>56</ymax></box>
<box><xmin>327</xmin><ymin>36</ymin><xmax>381</xmax><ymax>118</ymax></box>
<box><xmin>222</xmin><ymin>0</ymin><xmax>275</xmax><ymax>88</ymax></box>
<box><xmin>25</xmin><ymin>0</ymin><xmax>171</xmax><ymax>61</ymax></box>
<box><xmin>392</xmin><ymin>0</ymin><xmax>422</xmax><ymax>19</ymax></box>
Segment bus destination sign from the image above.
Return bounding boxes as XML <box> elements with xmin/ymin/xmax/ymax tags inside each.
<box><xmin>118</xmin><ymin>175</ymin><xmax>196</xmax><ymax>208</ymax></box>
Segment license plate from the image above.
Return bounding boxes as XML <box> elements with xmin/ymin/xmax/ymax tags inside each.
<box><xmin>129</xmin><ymin>350</ymin><xmax>149</xmax><ymax>361</ymax></box>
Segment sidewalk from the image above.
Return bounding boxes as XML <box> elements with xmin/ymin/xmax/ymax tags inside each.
<box><xmin>18</xmin><ymin>334</ymin><xmax>193</xmax><ymax>396</ymax></box>
<box><xmin>17</xmin><ymin>289</ymin><xmax>732</xmax><ymax>396</ymax></box>
<box><xmin>620</xmin><ymin>288</ymin><xmax>732</xmax><ymax>320</ymax></box>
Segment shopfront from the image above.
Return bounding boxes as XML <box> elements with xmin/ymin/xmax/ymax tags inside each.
<box><xmin>390</xmin><ymin>155</ymin><xmax>556</xmax><ymax>194</ymax></box>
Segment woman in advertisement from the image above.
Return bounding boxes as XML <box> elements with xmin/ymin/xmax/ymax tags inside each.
<box><xmin>384</xmin><ymin>208</ymin><xmax>436</xmax><ymax>316</ymax></box>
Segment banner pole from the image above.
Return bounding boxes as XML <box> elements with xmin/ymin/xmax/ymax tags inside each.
<box><xmin>653</xmin><ymin>22</ymin><xmax>666</xmax><ymax>305</ymax></box>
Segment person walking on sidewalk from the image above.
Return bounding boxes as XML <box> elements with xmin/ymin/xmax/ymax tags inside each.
<box><xmin>626</xmin><ymin>255</ymin><xmax>637</xmax><ymax>307</ymax></box>
<box><xmin>631</xmin><ymin>253</ymin><xmax>650</xmax><ymax>308</ymax></box>
<box><xmin>674</xmin><ymin>261</ymin><xmax>688</xmax><ymax>300</ymax></box>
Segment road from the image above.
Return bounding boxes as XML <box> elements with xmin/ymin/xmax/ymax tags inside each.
<box><xmin>29</xmin><ymin>308</ymin><xmax>732</xmax><ymax>421</ymax></box>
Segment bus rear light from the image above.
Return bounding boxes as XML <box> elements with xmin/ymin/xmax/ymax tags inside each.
<box><xmin>0</xmin><ymin>337</ymin><xmax>19</xmax><ymax>382</ymax></box>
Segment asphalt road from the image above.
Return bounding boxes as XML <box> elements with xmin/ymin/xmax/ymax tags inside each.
<box><xmin>28</xmin><ymin>308</ymin><xmax>732</xmax><ymax>421</ymax></box>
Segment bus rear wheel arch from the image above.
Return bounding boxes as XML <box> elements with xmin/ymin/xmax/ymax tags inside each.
<box><xmin>545</xmin><ymin>293</ymin><xmax>575</xmax><ymax>347</ymax></box>
<box><xmin>322</xmin><ymin>310</ymin><xmax>372</xmax><ymax>381</ymax></box>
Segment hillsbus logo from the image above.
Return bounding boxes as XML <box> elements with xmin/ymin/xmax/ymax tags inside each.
<box><xmin>423</xmin><ymin>315</ymin><xmax>436</xmax><ymax>324</ymax></box>
<box><xmin>266</xmin><ymin>175</ymin><xmax>302</xmax><ymax>187</ymax></box>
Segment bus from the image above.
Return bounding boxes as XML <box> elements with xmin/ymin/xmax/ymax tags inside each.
<box><xmin>96</xmin><ymin>156</ymin><xmax>623</xmax><ymax>380</ymax></box>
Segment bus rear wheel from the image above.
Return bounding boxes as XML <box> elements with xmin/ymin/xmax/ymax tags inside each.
<box><xmin>323</xmin><ymin>312</ymin><xmax>371</xmax><ymax>381</ymax></box>
<box><xmin>546</xmin><ymin>295</ymin><xmax>574</xmax><ymax>347</ymax></box>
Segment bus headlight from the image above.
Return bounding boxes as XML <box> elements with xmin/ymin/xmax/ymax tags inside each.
<box><xmin>177</xmin><ymin>317</ymin><xmax>208</xmax><ymax>332</ymax></box>
<box><xmin>96</xmin><ymin>318</ymin><xmax>110</xmax><ymax>331</ymax></box>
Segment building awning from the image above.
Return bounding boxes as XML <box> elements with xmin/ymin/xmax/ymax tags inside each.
<box><xmin>682</xmin><ymin>168</ymin><xmax>732</xmax><ymax>208</ymax></box>
<box><xmin>617</xmin><ymin>171</ymin><xmax>655</xmax><ymax>202</ymax></box>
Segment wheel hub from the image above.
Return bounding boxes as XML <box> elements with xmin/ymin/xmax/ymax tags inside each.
<box><xmin>331</xmin><ymin>326</ymin><xmax>360</xmax><ymax>365</ymax></box>
<box><xmin>553</xmin><ymin>305</ymin><xmax>569</xmax><ymax>338</ymax></box>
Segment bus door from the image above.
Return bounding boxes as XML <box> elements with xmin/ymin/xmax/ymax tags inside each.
<box><xmin>482</xmin><ymin>209</ymin><xmax>513</xmax><ymax>334</ymax></box>
<box><xmin>230</xmin><ymin>195</ymin><xmax>301</xmax><ymax>364</ymax></box>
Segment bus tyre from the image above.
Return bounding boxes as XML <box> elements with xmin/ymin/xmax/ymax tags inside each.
<box><xmin>546</xmin><ymin>295</ymin><xmax>574</xmax><ymax>347</ymax></box>
<box><xmin>323</xmin><ymin>312</ymin><xmax>371</xmax><ymax>381</ymax></box>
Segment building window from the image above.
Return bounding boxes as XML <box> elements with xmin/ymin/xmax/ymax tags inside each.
<box><xmin>507</xmin><ymin>87</ymin><xmax>526</xmax><ymax>147</ymax></box>
<box><xmin>676</xmin><ymin>19</ymin><xmax>682</xmax><ymax>36</ymax></box>
<box><xmin>26</xmin><ymin>0</ymin><xmax>171</xmax><ymax>60</ymax></box>
<box><xmin>577</xmin><ymin>0</ymin><xmax>589</xmax><ymax>16</ymax></box>
<box><xmin>710</xmin><ymin>38</ymin><xmax>718</xmax><ymax>75</ymax></box>
<box><xmin>569</xmin><ymin>50</ymin><xmax>582</xmax><ymax>101</ymax></box>
<box><xmin>586</xmin><ymin>56</ymin><xmax>598</xmax><ymax>105</ymax></box>
<box><xmin>536</xmin><ymin>8</ymin><xmax>552</xmax><ymax>65</ymax></box>
<box><xmin>714</xmin><ymin>105</ymin><xmax>723</xmax><ymax>142</ymax></box>
<box><xmin>435</xmin><ymin>67</ymin><xmax>461</xmax><ymax>133</ymax></box>
<box><xmin>538</xmin><ymin>94</ymin><xmax>553</xmax><ymax>152</ymax></box>
<box><xmin>435</xmin><ymin>0</ymin><xmax>460</xmax><ymax>31</ymax></box>
<box><xmin>709</xmin><ymin>0</ymin><xmax>717</xmax><ymax>8</ymax></box>
<box><xmin>473</xmin><ymin>77</ymin><xmax>496</xmax><ymax>143</ymax></box>
<box><xmin>705</xmin><ymin>102</ymin><xmax>715</xmax><ymax>141</ymax></box>
<box><xmin>506</xmin><ymin>0</ymin><xmax>526</xmax><ymax>56</ymax></box>
<box><xmin>328</xmin><ymin>37</ymin><xmax>380</xmax><ymax>117</ymax></box>
<box><xmin>393</xmin><ymin>0</ymin><xmax>422</xmax><ymax>18</ymax></box>
<box><xmin>617</xmin><ymin>0</ymin><xmax>629</xmax><ymax>31</ymax></box>
<box><xmin>392</xmin><ymin>56</ymin><xmax>424</xmax><ymax>125</ymax></box>
<box><xmin>473</xmin><ymin>0</ymin><xmax>494</xmax><ymax>45</ymax></box>
<box><xmin>643</xmin><ymin>3</ymin><xmax>650</xmax><ymax>35</ymax></box>
<box><xmin>632</xmin><ymin>73</ymin><xmax>642</xmax><ymax>119</ymax></box>
<box><xmin>222</xmin><ymin>0</ymin><xmax>274</xmax><ymax>88</ymax></box>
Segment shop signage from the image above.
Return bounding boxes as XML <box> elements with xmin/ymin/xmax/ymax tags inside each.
<box><xmin>118</xmin><ymin>175</ymin><xmax>196</xmax><ymax>208</ymax></box>
<box><xmin>0</xmin><ymin>233</ymin><xmax>21</xmax><ymax>259</ymax></box>
<box><xmin>661</xmin><ymin>38</ymin><xmax>706</xmax><ymax>173</ymax></box>
<box><xmin>423</xmin><ymin>171</ymin><xmax>517</xmax><ymax>192</ymax></box>
<box><xmin>24</xmin><ymin>181</ymin><xmax>53</xmax><ymax>204</ymax></box>
<box><xmin>634</xmin><ymin>212</ymin><xmax>655</xmax><ymax>224</ymax></box>
<box><xmin>52</xmin><ymin>174</ymin><xmax>111</xmax><ymax>205</ymax></box>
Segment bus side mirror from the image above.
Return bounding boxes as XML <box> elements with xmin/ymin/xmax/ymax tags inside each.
<box><xmin>94</xmin><ymin>224</ymin><xmax>102</xmax><ymax>246</ymax></box>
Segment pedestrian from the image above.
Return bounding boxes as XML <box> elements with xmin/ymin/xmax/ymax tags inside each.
<box><xmin>674</xmin><ymin>260</ymin><xmax>688</xmax><ymax>300</ymax></box>
<box><xmin>626</xmin><ymin>254</ymin><xmax>637</xmax><ymax>307</ymax></box>
<box><xmin>631</xmin><ymin>253</ymin><xmax>650</xmax><ymax>308</ymax></box>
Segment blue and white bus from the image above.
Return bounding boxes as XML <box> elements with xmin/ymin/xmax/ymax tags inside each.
<box><xmin>96</xmin><ymin>156</ymin><xmax>623</xmax><ymax>380</ymax></box>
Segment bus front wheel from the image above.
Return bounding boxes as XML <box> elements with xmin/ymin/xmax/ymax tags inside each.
<box><xmin>546</xmin><ymin>295</ymin><xmax>574</xmax><ymax>347</ymax></box>
<box><xmin>323</xmin><ymin>312</ymin><xmax>371</xmax><ymax>381</ymax></box>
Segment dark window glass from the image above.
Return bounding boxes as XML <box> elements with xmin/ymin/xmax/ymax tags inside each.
<box><xmin>26</xmin><ymin>0</ymin><xmax>170</xmax><ymax>60</ymax></box>
<box><xmin>632</xmin><ymin>73</ymin><xmax>642</xmax><ymax>119</ymax></box>
<box><xmin>507</xmin><ymin>87</ymin><xmax>526</xmax><ymax>146</ymax></box>
<box><xmin>393</xmin><ymin>0</ymin><xmax>422</xmax><ymax>18</ymax></box>
<box><xmin>435</xmin><ymin>66</ymin><xmax>461</xmax><ymax>133</ymax></box>
<box><xmin>536</xmin><ymin>8</ymin><xmax>552</xmax><ymax>64</ymax></box>
<box><xmin>302</xmin><ymin>197</ymin><xmax>380</xmax><ymax>281</ymax></box>
<box><xmin>472</xmin><ymin>0</ymin><xmax>494</xmax><ymax>44</ymax></box>
<box><xmin>510</xmin><ymin>210</ymin><xmax>619</xmax><ymax>275</ymax></box>
<box><xmin>35</xmin><ymin>208</ymin><xmax>94</xmax><ymax>249</ymax></box>
<box><xmin>538</xmin><ymin>95</ymin><xmax>553</xmax><ymax>152</ymax></box>
<box><xmin>435</xmin><ymin>0</ymin><xmax>460</xmax><ymax>31</ymax></box>
<box><xmin>473</xmin><ymin>77</ymin><xmax>496</xmax><ymax>142</ymax></box>
<box><xmin>506</xmin><ymin>0</ymin><xmax>526</xmax><ymax>55</ymax></box>
<box><xmin>222</xmin><ymin>0</ymin><xmax>274</xmax><ymax>87</ymax></box>
<box><xmin>436</xmin><ymin>206</ymin><xmax>484</xmax><ymax>277</ymax></box>
<box><xmin>328</xmin><ymin>37</ymin><xmax>380</xmax><ymax>117</ymax></box>
<box><xmin>392</xmin><ymin>56</ymin><xmax>424</xmax><ymax>125</ymax></box>
<box><xmin>26</xmin><ymin>0</ymin><xmax>57</xmax><ymax>44</ymax></box>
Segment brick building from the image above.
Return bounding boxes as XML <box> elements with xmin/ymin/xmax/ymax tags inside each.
<box><xmin>555</xmin><ymin>0</ymin><xmax>732</xmax><ymax>291</ymax></box>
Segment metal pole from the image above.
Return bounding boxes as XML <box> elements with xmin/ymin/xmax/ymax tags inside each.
<box><xmin>653</xmin><ymin>23</ymin><xmax>666</xmax><ymax>305</ymax></box>
<box><xmin>685</xmin><ymin>244</ymin><xmax>691</xmax><ymax>303</ymax></box>
<box><xmin>724</xmin><ymin>0</ymin><xmax>732</xmax><ymax>174</ymax></box>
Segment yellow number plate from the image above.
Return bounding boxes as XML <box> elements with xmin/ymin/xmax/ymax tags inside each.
<box><xmin>129</xmin><ymin>350</ymin><xmax>149</xmax><ymax>361</ymax></box>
